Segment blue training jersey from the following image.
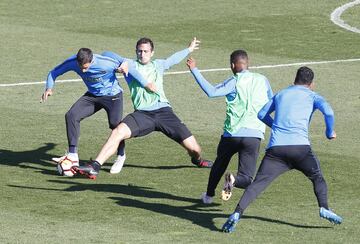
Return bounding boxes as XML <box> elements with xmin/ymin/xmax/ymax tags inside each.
<box><xmin>45</xmin><ymin>53</ymin><xmax>148</xmax><ymax>96</ymax></box>
<box><xmin>258</xmin><ymin>85</ymin><xmax>335</xmax><ymax>148</ymax></box>
<box><xmin>190</xmin><ymin>68</ymin><xmax>273</xmax><ymax>139</ymax></box>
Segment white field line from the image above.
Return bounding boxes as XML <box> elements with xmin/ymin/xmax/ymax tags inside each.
<box><xmin>1</xmin><ymin>58</ymin><xmax>360</xmax><ymax>87</ymax></box>
<box><xmin>331</xmin><ymin>0</ymin><xmax>360</xmax><ymax>34</ymax></box>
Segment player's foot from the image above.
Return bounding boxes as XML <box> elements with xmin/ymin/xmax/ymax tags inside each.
<box><xmin>52</xmin><ymin>153</ymin><xmax>79</xmax><ymax>167</ymax></box>
<box><xmin>319</xmin><ymin>207</ymin><xmax>343</xmax><ymax>224</ymax></box>
<box><xmin>221</xmin><ymin>172</ymin><xmax>235</xmax><ymax>201</ymax></box>
<box><xmin>110</xmin><ymin>154</ymin><xmax>126</xmax><ymax>174</ymax></box>
<box><xmin>192</xmin><ymin>158</ymin><xmax>213</xmax><ymax>168</ymax></box>
<box><xmin>74</xmin><ymin>161</ymin><xmax>101</xmax><ymax>179</ymax></box>
<box><xmin>201</xmin><ymin>192</ymin><xmax>213</xmax><ymax>204</ymax></box>
<box><xmin>222</xmin><ymin>212</ymin><xmax>241</xmax><ymax>233</ymax></box>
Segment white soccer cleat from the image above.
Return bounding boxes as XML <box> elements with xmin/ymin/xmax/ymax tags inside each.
<box><xmin>221</xmin><ymin>172</ymin><xmax>235</xmax><ymax>201</ymax></box>
<box><xmin>110</xmin><ymin>154</ymin><xmax>126</xmax><ymax>174</ymax></box>
<box><xmin>201</xmin><ymin>192</ymin><xmax>213</xmax><ymax>204</ymax></box>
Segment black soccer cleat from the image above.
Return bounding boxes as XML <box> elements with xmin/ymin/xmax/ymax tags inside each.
<box><xmin>74</xmin><ymin>161</ymin><xmax>101</xmax><ymax>179</ymax></box>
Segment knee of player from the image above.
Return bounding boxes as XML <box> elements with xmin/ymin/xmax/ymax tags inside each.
<box><xmin>236</xmin><ymin>175</ymin><xmax>253</xmax><ymax>188</ymax></box>
<box><xmin>109</xmin><ymin>122</ymin><xmax>120</xmax><ymax>130</ymax></box>
<box><xmin>65</xmin><ymin>110</ymin><xmax>76</xmax><ymax>121</ymax></box>
<box><xmin>309</xmin><ymin>173</ymin><xmax>325</xmax><ymax>182</ymax></box>
<box><xmin>112</xmin><ymin>123</ymin><xmax>130</xmax><ymax>140</ymax></box>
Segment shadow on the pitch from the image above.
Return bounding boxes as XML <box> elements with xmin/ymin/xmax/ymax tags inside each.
<box><xmin>8</xmin><ymin>180</ymin><xmax>223</xmax><ymax>231</ymax></box>
<box><xmin>110</xmin><ymin>196</ymin><xmax>226</xmax><ymax>231</ymax></box>
<box><xmin>0</xmin><ymin>143</ymin><xmax>60</xmax><ymax>175</ymax></box>
<box><xmin>241</xmin><ymin>215</ymin><xmax>332</xmax><ymax>229</ymax></box>
<box><xmin>121</xmin><ymin>163</ymin><xmax>196</xmax><ymax>170</ymax></box>
<box><xmin>9</xmin><ymin>179</ymin><xmax>207</xmax><ymax>204</ymax></box>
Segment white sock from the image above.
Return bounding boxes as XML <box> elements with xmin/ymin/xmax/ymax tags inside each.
<box><xmin>67</xmin><ymin>153</ymin><xmax>79</xmax><ymax>161</ymax></box>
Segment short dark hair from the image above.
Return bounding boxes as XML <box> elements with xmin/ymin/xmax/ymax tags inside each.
<box><xmin>230</xmin><ymin>49</ymin><xmax>248</xmax><ymax>64</ymax></box>
<box><xmin>294</xmin><ymin>66</ymin><xmax>314</xmax><ymax>85</ymax></box>
<box><xmin>136</xmin><ymin>37</ymin><xmax>154</xmax><ymax>51</ymax></box>
<box><xmin>76</xmin><ymin>48</ymin><xmax>93</xmax><ymax>66</ymax></box>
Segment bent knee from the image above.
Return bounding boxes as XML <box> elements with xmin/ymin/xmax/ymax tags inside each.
<box><xmin>235</xmin><ymin>174</ymin><xmax>253</xmax><ymax>189</ymax></box>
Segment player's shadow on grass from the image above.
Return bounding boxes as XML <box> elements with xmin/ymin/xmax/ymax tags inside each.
<box><xmin>110</xmin><ymin>196</ymin><xmax>227</xmax><ymax>231</ymax></box>
<box><xmin>241</xmin><ymin>215</ymin><xmax>332</xmax><ymax>229</ymax></box>
<box><xmin>8</xmin><ymin>180</ymin><xmax>332</xmax><ymax>230</ymax></box>
<box><xmin>8</xmin><ymin>180</ymin><xmax>224</xmax><ymax>231</ymax></box>
<box><xmin>109</xmin><ymin>196</ymin><xmax>332</xmax><ymax>231</ymax></box>
<box><xmin>121</xmin><ymin>163</ymin><xmax>196</xmax><ymax>170</ymax></box>
<box><xmin>0</xmin><ymin>143</ymin><xmax>59</xmax><ymax>175</ymax></box>
<box><xmin>24</xmin><ymin>179</ymin><xmax>212</xmax><ymax>204</ymax></box>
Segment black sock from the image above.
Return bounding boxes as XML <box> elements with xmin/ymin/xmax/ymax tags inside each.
<box><xmin>191</xmin><ymin>157</ymin><xmax>201</xmax><ymax>165</ymax></box>
<box><xmin>92</xmin><ymin>161</ymin><xmax>101</xmax><ymax>171</ymax></box>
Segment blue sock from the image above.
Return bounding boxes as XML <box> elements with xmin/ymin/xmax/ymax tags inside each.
<box><xmin>69</xmin><ymin>146</ymin><xmax>77</xmax><ymax>154</ymax></box>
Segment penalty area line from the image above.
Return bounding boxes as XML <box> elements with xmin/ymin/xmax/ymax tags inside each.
<box><xmin>1</xmin><ymin>57</ymin><xmax>360</xmax><ymax>87</ymax></box>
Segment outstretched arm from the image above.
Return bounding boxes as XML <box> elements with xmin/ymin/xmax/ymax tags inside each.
<box><xmin>186</xmin><ymin>57</ymin><xmax>236</xmax><ymax>97</ymax></box>
<box><xmin>41</xmin><ymin>56</ymin><xmax>76</xmax><ymax>102</ymax></box>
<box><xmin>258</xmin><ymin>97</ymin><xmax>275</xmax><ymax>128</ymax></box>
<box><xmin>162</xmin><ymin>37</ymin><xmax>200</xmax><ymax>70</ymax></box>
<box><xmin>314</xmin><ymin>94</ymin><xmax>336</xmax><ymax>139</ymax></box>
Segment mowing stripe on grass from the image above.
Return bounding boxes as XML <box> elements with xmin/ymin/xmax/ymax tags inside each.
<box><xmin>331</xmin><ymin>0</ymin><xmax>360</xmax><ymax>34</ymax></box>
<box><xmin>1</xmin><ymin>58</ymin><xmax>360</xmax><ymax>87</ymax></box>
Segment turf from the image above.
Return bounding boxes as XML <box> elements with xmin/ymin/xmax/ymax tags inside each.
<box><xmin>0</xmin><ymin>1</ymin><xmax>359</xmax><ymax>243</ymax></box>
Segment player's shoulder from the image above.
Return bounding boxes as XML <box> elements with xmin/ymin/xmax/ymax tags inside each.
<box><xmin>95</xmin><ymin>53</ymin><xmax>117</xmax><ymax>63</ymax></box>
<box><xmin>53</xmin><ymin>55</ymin><xmax>77</xmax><ymax>70</ymax></box>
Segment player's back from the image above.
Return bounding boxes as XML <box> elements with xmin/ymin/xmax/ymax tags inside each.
<box><xmin>268</xmin><ymin>85</ymin><xmax>316</xmax><ymax>147</ymax></box>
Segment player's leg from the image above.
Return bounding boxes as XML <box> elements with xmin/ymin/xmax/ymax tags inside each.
<box><xmin>75</xmin><ymin>122</ymin><xmax>132</xmax><ymax>179</ymax></box>
<box><xmin>223</xmin><ymin>147</ymin><xmax>290</xmax><ymax>233</ymax></box>
<box><xmin>54</xmin><ymin>93</ymin><xmax>100</xmax><ymax>165</ymax></box>
<box><xmin>234</xmin><ymin>137</ymin><xmax>261</xmax><ymax>188</ymax></box>
<box><xmin>203</xmin><ymin>136</ymin><xmax>237</xmax><ymax>203</ymax></box>
<box><xmin>101</xmin><ymin>92</ymin><xmax>126</xmax><ymax>174</ymax></box>
<box><xmin>294</xmin><ymin>146</ymin><xmax>342</xmax><ymax>224</ymax></box>
<box><xmin>75</xmin><ymin>111</ymin><xmax>155</xmax><ymax>179</ymax></box>
<box><xmin>155</xmin><ymin>107</ymin><xmax>213</xmax><ymax>167</ymax></box>
<box><xmin>221</xmin><ymin>137</ymin><xmax>261</xmax><ymax>201</ymax></box>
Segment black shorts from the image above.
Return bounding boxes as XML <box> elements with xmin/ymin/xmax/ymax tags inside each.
<box><xmin>122</xmin><ymin>107</ymin><xmax>192</xmax><ymax>143</ymax></box>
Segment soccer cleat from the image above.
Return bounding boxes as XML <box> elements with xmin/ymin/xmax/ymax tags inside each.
<box><xmin>319</xmin><ymin>207</ymin><xmax>343</xmax><ymax>225</ymax></box>
<box><xmin>201</xmin><ymin>192</ymin><xmax>213</xmax><ymax>204</ymax></box>
<box><xmin>110</xmin><ymin>154</ymin><xmax>126</xmax><ymax>174</ymax></box>
<box><xmin>222</xmin><ymin>212</ymin><xmax>241</xmax><ymax>233</ymax></box>
<box><xmin>221</xmin><ymin>172</ymin><xmax>235</xmax><ymax>201</ymax></box>
<box><xmin>74</xmin><ymin>161</ymin><xmax>101</xmax><ymax>180</ymax></box>
<box><xmin>193</xmin><ymin>159</ymin><xmax>213</xmax><ymax>168</ymax></box>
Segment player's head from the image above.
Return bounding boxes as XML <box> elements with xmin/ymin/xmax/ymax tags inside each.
<box><xmin>294</xmin><ymin>66</ymin><xmax>314</xmax><ymax>88</ymax></box>
<box><xmin>136</xmin><ymin>37</ymin><xmax>154</xmax><ymax>65</ymax></box>
<box><xmin>230</xmin><ymin>50</ymin><xmax>248</xmax><ymax>74</ymax></box>
<box><xmin>77</xmin><ymin>48</ymin><xmax>93</xmax><ymax>72</ymax></box>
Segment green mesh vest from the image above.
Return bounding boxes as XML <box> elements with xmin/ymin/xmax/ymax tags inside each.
<box><xmin>128</xmin><ymin>61</ymin><xmax>169</xmax><ymax>110</ymax></box>
<box><xmin>224</xmin><ymin>71</ymin><xmax>270</xmax><ymax>134</ymax></box>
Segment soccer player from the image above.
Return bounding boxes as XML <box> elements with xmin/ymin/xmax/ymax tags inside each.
<box><xmin>41</xmin><ymin>48</ymin><xmax>153</xmax><ymax>169</ymax></box>
<box><xmin>75</xmin><ymin>37</ymin><xmax>213</xmax><ymax>179</ymax></box>
<box><xmin>186</xmin><ymin>50</ymin><xmax>273</xmax><ymax>204</ymax></box>
<box><xmin>222</xmin><ymin>66</ymin><xmax>343</xmax><ymax>233</ymax></box>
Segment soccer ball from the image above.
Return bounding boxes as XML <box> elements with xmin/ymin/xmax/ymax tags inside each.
<box><xmin>57</xmin><ymin>159</ymin><xmax>76</xmax><ymax>177</ymax></box>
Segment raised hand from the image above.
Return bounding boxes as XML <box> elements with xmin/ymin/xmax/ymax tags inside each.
<box><xmin>188</xmin><ymin>37</ymin><xmax>201</xmax><ymax>53</ymax></box>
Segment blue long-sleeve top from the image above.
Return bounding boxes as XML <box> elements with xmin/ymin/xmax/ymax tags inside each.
<box><xmin>45</xmin><ymin>53</ymin><xmax>149</xmax><ymax>96</ymax></box>
<box><xmin>190</xmin><ymin>67</ymin><xmax>273</xmax><ymax>138</ymax></box>
<box><xmin>258</xmin><ymin>85</ymin><xmax>335</xmax><ymax>148</ymax></box>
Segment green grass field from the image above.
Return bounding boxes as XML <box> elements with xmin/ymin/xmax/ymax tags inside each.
<box><xmin>0</xmin><ymin>0</ymin><xmax>359</xmax><ymax>243</ymax></box>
